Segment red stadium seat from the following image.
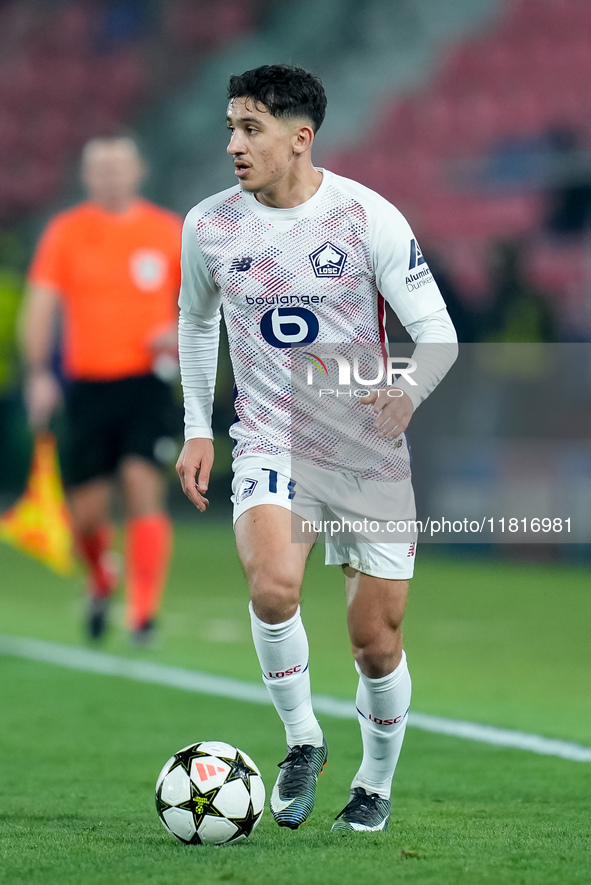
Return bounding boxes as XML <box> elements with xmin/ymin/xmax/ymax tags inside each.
<box><xmin>328</xmin><ymin>0</ymin><xmax>591</xmax><ymax>324</ymax></box>
<box><xmin>81</xmin><ymin>51</ymin><xmax>146</xmax><ymax>120</ymax></box>
<box><xmin>46</xmin><ymin>3</ymin><xmax>96</xmax><ymax>52</ymax></box>
<box><xmin>0</xmin><ymin>110</ymin><xmax>19</xmax><ymax>160</ymax></box>
<box><xmin>163</xmin><ymin>0</ymin><xmax>254</xmax><ymax>50</ymax></box>
<box><xmin>527</xmin><ymin>239</ymin><xmax>586</xmax><ymax>294</ymax></box>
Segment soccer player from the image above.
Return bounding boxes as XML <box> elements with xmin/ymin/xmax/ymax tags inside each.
<box><xmin>176</xmin><ymin>65</ymin><xmax>458</xmax><ymax>832</ymax></box>
<box><xmin>22</xmin><ymin>135</ymin><xmax>182</xmax><ymax>642</ymax></box>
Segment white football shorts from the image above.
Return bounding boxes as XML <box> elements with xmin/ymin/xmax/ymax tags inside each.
<box><xmin>231</xmin><ymin>453</ymin><xmax>417</xmax><ymax>580</ymax></box>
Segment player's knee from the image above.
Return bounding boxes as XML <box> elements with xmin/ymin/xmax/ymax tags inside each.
<box><xmin>247</xmin><ymin>566</ymin><xmax>300</xmax><ymax>624</ymax></box>
<box><xmin>250</xmin><ymin>589</ymin><xmax>299</xmax><ymax>624</ymax></box>
<box><xmin>348</xmin><ymin>611</ymin><xmax>402</xmax><ymax>651</ymax></box>
<box><xmin>353</xmin><ymin>643</ymin><xmax>400</xmax><ymax>678</ymax></box>
<box><xmin>351</xmin><ymin>625</ymin><xmax>402</xmax><ymax>678</ymax></box>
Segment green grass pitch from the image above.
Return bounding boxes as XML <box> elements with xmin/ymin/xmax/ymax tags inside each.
<box><xmin>1</xmin><ymin>523</ymin><xmax>590</xmax><ymax>884</ymax></box>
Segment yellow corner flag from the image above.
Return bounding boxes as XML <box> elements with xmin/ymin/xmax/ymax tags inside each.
<box><xmin>0</xmin><ymin>432</ymin><xmax>74</xmax><ymax>576</ymax></box>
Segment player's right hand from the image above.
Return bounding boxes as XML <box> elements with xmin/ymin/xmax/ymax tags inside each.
<box><xmin>24</xmin><ymin>369</ymin><xmax>62</xmax><ymax>430</ymax></box>
<box><xmin>176</xmin><ymin>437</ymin><xmax>214</xmax><ymax>512</ymax></box>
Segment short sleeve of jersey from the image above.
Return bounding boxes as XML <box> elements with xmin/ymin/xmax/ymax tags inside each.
<box><xmin>178</xmin><ymin>204</ymin><xmax>222</xmax><ymax>321</ymax></box>
<box><xmin>370</xmin><ymin>198</ymin><xmax>446</xmax><ymax>327</ymax></box>
<box><xmin>28</xmin><ymin>215</ymin><xmax>69</xmax><ymax>292</ymax></box>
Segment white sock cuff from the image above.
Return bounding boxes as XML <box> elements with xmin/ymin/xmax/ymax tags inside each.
<box><xmin>355</xmin><ymin>650</ymin><xmax>408</xmax><ymax>690</ymax></box>
<box><xmin>248</xmin><ymin>601</ymin><xmax>302</xmax><ymax>641</ymax></box>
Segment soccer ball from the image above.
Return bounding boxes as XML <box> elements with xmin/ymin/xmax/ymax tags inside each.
<box><xmin>155</xmin><ymin>740</ymin><xmax>265</xmax><ymax>845</ymax></box>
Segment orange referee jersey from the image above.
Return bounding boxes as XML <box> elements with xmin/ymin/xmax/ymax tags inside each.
<box><xmin>28</xmin><ymin>199</ymin><xmax>182</xmax><ymax>381</ymax></box>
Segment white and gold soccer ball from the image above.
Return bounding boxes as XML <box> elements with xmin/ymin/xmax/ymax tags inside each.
<box><xmin>155</xmin><ymin>740</ymin><xmax>265</xmax><ymax>845</ymax></box>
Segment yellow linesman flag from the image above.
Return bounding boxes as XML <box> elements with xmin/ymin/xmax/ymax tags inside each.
<box><xmin>0</xmin><ymin>432</ymin><xmax>74</xmax><ymax>575</ymax></box>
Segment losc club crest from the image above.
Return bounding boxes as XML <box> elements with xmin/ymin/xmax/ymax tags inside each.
<box><xmin>309</xmin><ymin>242</ymin><xmax>347</xmax><ymax>278</ymax></box>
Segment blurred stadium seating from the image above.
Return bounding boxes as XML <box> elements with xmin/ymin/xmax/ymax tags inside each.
<box><xmin>329</xmin><ymin>0</ymin><xmax>591</xmax><ymax>336</ymax></box>
<box><xmin>2</xmin><ymin>0</ymin><xmax>588</xmax><ymax>338</ymax></box>
<box><xmin>0</xmin><ymin>0</ymin><xmax>589</xmax><ymax>327</ymax></box>
<box><xmin>0</xmin><ymin>0</ymin><xmax>258</xmax><ymax>222</ymax></box>
<box><xmin>0</xmin><ymin>0</ymin><xmax>264</xmax><ymax>502</ymax></box>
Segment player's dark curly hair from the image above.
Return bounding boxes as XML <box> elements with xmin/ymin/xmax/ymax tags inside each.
<box><xmin>227</xmin><ymin>64</ymin><xmax>327</xmax><ymax>132</ymax></box>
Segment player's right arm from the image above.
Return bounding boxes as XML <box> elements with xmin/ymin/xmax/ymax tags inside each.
<box><xmin>20</xmin><ymin>282</ymin><xmax>63</xmax><ymax>429</ymax></box>
<box><xmin>21</xmin><ymin>215</ymin><xmax>70</xmax><ymax>429</ymax></box>
<box><xmin>175</xmin><ymin>206</ymin><xmax>223</xmax><ymax>512</ymax></box>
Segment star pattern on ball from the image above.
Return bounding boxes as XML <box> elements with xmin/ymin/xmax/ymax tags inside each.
<box><xmin>177</xmin><ymin>783</ymin><xmax>224</xmax><ymax>828</ymax></box>
<box><xmin>155</xmin><ymin>790</ymin><xmax>169</xmax><ymax>818</ymax></box>
<box><xmin>171</xmin><ymin>745</ymin><xmax>209</xmax><ymax>775</ymax></box>
<box><xmin>227</xmin><ymin>799</ymin><xmax>261</xmax><ymax>842</ymax></box>
<box><xmin>224</xmin><ymin>750</ymin><xmax>257</xmax><ymax>790</ymax></box>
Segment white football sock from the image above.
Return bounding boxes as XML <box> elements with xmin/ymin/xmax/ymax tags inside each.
<box><xmin>249</xmin><ymin>602</ymin><xmax>323</xmax><ymax>748</ymax></box>
<box><xmin>352</xmin><ymin>651</ymin><xmax>412</xmax><ymax>800</ymax></box>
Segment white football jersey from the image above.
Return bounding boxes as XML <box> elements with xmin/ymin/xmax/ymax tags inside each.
<box><xmin>179</xmin><ymin>169</ymin><xmax>448</xmax><ymax>480</ymax></box>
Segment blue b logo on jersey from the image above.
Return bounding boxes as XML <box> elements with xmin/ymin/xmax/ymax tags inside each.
<box><xmin>260</xmin><ymin>307</ymin><xmax>319</xmax><ymax>348</ymax></box>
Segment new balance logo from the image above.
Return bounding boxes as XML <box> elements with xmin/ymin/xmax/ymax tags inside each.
<box><xmin>408</xmin><ymin>239</ymin><xmax>426</xmax><ymax>270</ymax></box>
<box><xmin>230</xmin><ymin>256</ymin><xmax>253</xmax><ymax>272</ymax></box>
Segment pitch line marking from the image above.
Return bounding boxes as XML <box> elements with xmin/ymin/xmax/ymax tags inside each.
<box><xmin>1</xmin><ymin>633</ymin><xmax>590</xmax><ymax>763</ymax></box>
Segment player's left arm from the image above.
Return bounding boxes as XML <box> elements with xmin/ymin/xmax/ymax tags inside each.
<box><xmin>362</xmin><ymin>200</ymin><xmax>458</xmax><ymax>439</ymax></box>
<box><xmin>360</xmin><ymin>308</ymin><xmax>458</xmax><ymax>439</ymax></box>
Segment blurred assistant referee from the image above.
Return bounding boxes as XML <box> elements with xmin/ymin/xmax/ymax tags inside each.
<box><xmin>22</xmin><ymin>135</ymin><xmax>183</xmax><ymax>642</ymax></box>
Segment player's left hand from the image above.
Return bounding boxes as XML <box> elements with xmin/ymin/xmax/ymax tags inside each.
<box><xmin>359</xmin><ymin>388</ymin><xmax>414</xmax><ymax>440</ymax></box>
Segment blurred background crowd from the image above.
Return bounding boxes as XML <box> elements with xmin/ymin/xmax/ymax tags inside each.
<box><xmin>0</xmin><ymin>0</ymin><xmax>590</xmax><ymax>530</ymax></box>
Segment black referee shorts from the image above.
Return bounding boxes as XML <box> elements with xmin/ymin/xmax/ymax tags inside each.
<box><xmin>61</xmin><ymin>374</ymin><xmax>181</xmax><ymax>488</ymax></box>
